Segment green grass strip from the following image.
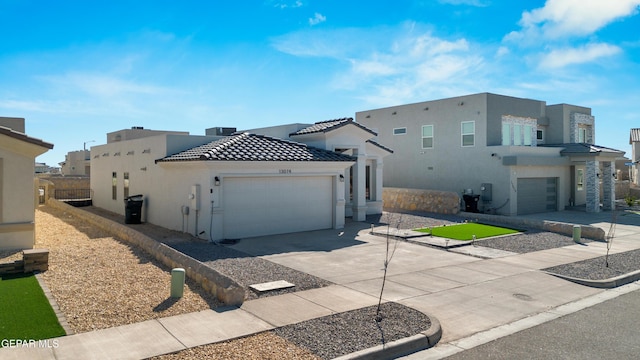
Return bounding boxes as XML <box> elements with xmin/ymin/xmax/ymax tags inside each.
<box><xmin>0</xmin><ymin>273</ymin><xmax>65</xmax><ymax>345</ymax></box>
<box><xmin>414</xmin><ymin>223</ymin><xmax>520</xmax><ymax>240</ymax></box>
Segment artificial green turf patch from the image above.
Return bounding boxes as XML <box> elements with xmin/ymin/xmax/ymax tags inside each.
<box><xmin>414</xmin><ymin>223</ymin><xmax>520</xmax><ymax>240</ymax></box>
<box><xmin>0</xmin><ymin>273</ymin><xmax>65</xmax><ymax>345</ymax></box>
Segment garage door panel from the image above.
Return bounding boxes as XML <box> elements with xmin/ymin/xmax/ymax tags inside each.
<box><xmin>223</xmin><ymin>176</ymin><xmax>333</xmax><ymax>239</ymax></box>
<box><xmin>517</xmin><ymin>177</ymin><xmax>557</xmax><ymax>215</ymax></box>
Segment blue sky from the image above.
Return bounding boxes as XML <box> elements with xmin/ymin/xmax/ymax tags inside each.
<box><xmin>2</xmin><ymin>0</ymin><xmax>639</xmax><ymax>166</ymax></box>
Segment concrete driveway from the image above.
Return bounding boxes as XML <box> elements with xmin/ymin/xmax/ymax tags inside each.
<box><xmin>229</xmin><ymin>212</ymin><xmax>639</xmax><ymax>344</ymax></box>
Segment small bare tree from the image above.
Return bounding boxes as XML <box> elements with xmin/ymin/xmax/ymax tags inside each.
<box><xmin>376</xmin><ymin>213</ymin><xmax>401</xmax><ymax>322</ymax></box>
<box><xmin>605</xmin><ymin>208</ymin><xmax>617</xmax><ymax>267</ymax></box>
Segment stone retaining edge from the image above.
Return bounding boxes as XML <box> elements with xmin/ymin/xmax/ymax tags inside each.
<box><xmin>45</xmin><ymin>200</ymin><xmax>244</xmax><ymax>306</ymax></box>
<box><xmin>457</xmin><ymin>211</ymin><xmax>606</xmax><ymax>241</ymax></box>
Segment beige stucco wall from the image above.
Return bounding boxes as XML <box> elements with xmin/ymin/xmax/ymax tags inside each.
<box><xmin>1</xmin><ymin>137</ymin><xmax>49</xmax><ymax>250</ymax></box>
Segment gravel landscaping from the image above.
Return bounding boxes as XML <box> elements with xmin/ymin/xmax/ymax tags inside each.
<box><xmin>474</xmin><ymin>230</ymin><xmax>590</xmax><ymax>253</ymax></box>
<box><xmin>543</xmin><ymin>248</ymin><xmax>640</xmax><ymax>280</ymax></box>
<box><xmin>274</xmin><ymin>302</ymin><xmax>432</xmax><ymax>360</ymax></box>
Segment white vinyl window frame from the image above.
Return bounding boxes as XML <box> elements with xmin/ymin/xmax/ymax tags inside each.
<box><xmin>421</xmin><ymin>125</ymin><xmax>434</xmax><ymax>149</ymax></box>
<box><xmin>461</xmin><ymin>121</ymin><xmax>475</xmax><ymax>147</ymax></box>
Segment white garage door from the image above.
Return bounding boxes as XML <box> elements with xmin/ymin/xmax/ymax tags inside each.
<box><xmin>223</xmin><ymin>176</ymin><xmax>333</xmax><ymax>239</ymax></box>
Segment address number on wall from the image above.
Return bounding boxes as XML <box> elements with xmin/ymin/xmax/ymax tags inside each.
<box><xmin>278</xmin><ymin>169</ymin><xmax>292</xmax><ymax>174</ymax></box>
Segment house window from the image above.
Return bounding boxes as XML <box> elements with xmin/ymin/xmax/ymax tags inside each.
<box><xmin>124</xmin><ymin>172</ymin><xmax>130</xmax><ymax>198</ymax></box>
<box><xmin>577</xmin><ymin>169</ymin><xmax>584</xmax><ymax>191</ymax></box>
<box><xmin>501</xmin><ymin>119</ymin><xmax>535</xmax><ymax>146</ymax></box>
<box><xmin>578</xmin><ymin>127</ymin><xmax>587</xmax><ymax>143</ymax></box>
<box><xmin>422</xmin><ymin>125</ymin><xmax>434</xmax><ymax>149</ymax></box>
<box><xmin>112</xmin><ymin>172</ymin><xmax>117</xmax><ymax>200</ymax></box>
<box><xmin>393</xmin><ymin>127</ymin><xmax>407</xmax><ymax>135</ymax></box>
<box><xmin>537</xmin><ymin>129</ymin><xmax>544</xmax><ymax>143</ymax></box>
<box><xmin>461</xmin><ymin>121</ymin><xmax>475</xmax><ymax>147</ymax></box>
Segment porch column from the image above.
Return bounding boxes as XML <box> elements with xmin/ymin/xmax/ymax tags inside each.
<box><xmin>585</xmin><ymin>160</ymin><xmax>600</xmax><ymax>213</ymax></box>
<box><xmin>343</xmin><ymin>167</ymin><xmax>351</xmax><ymax>217</ymax></box>
<box><xmin>373</xmin><ymin>159</ymin><xmax>383</xmax><ymax>202</ymax></box>
<box><xmin>352</xmin><ymin>151</ymin><xmax>367</xmax><ymax>221</ymax></box>
<box><xmin>602</xmin><ymin>161</ymin><xmax>615</xmax><ymax>211</ymax></box>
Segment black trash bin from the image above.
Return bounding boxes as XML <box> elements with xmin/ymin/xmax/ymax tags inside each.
<box><xmin>124</xmin><ymin>195</ymin><xmax>144</xmax><ymax>224</ymax></box>
<box><xmin>463</xmin><ymin>194</ymin><xmax>480</xmax><ymax>213</ymax></box>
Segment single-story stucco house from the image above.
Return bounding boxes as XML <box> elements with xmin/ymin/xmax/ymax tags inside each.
<box><xmin>90</xmin><ymin>119</ymin><xmax>391</xmax><ymax>241</ymax></box>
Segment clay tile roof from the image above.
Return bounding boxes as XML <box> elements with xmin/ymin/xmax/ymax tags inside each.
<box><xmin>290</xmin><ymin>117</ymin><xmax>377</xmax><ymax>137</ymax></box>
<box><xmin>157</xmin><ymin>133</ymin><xmax>356</xmax><ymax>162</ymax></box>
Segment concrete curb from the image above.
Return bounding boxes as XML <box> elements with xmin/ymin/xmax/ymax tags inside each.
<box><xmin>544</xmin><ymin>269</ymin><xmax>640</xmax><ymax>289</ymax></box>
<box><xmin>332</xmin><ymin>312</ymin><xmax>442</xmax><ymax>360</ymax></box>
<box><xmin>44</xmin><ymin>200</ymin><xmax>245</xmax><ymax>306</ymax></box>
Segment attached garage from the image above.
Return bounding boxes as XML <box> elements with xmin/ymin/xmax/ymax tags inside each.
<box><xmin>223</xmin><ymin>176</ymin><xmax>334</xmax><ymax>239</ymax></box>
<box><xmin>517</xmin><ymin>177</ymin><xmax>558</xmax><ymax>215</ymax></box>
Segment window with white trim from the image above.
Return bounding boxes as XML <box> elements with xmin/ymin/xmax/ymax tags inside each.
<box><xmin>393</xmin><ymin>127</ymin><xmax>407</xmax><ymax>135</ymax></box>
<box><xmin>501</xmin><ymin>116</ymin><xmax>536</xmax><ymax>146</ymax></box>
<box><xmin>422</xmin><ymin>125</ymin><xmax>433</xmax><ymax>149</ymax></box>
<box><xmin>461</xmin><ymin>121</ymin><xmax>475</xmax><ymax>147</ymax></box>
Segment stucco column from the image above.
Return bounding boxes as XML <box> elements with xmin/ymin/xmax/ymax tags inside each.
<box><xmin>602</xmin><ymin>161</ymin><xmax>615</xmax><ymax>211</ymax></box>
<box><xmin>352</xmin><ymin>152</ymin><xmax>367</xmax><ymax>221</ymax></box>
<box><xmin>374</xmin><ymin>159</ymin><xmax>383</xmax><ymax>202</ymax></box>
<box><xmin>585</xmin><ymin>160</ymin><xmax>600</xmax><ymax>213</ymax></box>
<box><xmin>343</xmin><ymin>167</ymin><xmax>351</xmax><ymax>217</ymax></box>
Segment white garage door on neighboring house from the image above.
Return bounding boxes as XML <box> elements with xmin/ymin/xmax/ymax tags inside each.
<box><xmin>517</xmin><ymin>177</ymin><xmax>558</xmax><ymax>215</ymax></box>
<box><xmin>223</xmin><ymin>176</ymin><xmax>333</xmax><ymax>239</ymax></box>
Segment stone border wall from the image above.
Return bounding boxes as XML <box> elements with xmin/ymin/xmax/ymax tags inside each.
<box><xmin>0</xmin><ymin>249</ymin><xmax>49</xmax><ymax>275</ymax></box>
<box><xmin>457</xmin><ymin>211</ymin><xmax>606</xmax><ymax>241</ymax></box>
<box><xmin>46</xmin><ymin>199</ymin><xmax>245</xmax><ymax>306</ymax></box>
<box><xmin>383</xmin><ymin>187</ymin><xmax>460</xmax><ymax>215</ymax></box>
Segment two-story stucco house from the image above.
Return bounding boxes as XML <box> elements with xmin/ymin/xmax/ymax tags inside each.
<box><xmin>358</xmin><ymin>93</ymin><xmax>624</xmax><ymax>215</ymax></box>
<box><xmin>1</xmin><ymin>117</ymin><xmax>53</xmax><ymax>250</ymax></box>
<box><xmin>90</xmin><ymin>119</ymin><xmax>391</xmax><ymax>241</ymax></box>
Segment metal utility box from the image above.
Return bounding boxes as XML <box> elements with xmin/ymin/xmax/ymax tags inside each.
<box><xmin>481</xmin><ymin>183</ymin><xmax>493</xmax><ymax>202</ymax></box>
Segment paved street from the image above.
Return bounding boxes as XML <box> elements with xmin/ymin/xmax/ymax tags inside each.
<box><xmin>440</xmin><ymin>284</ymin><xmax>640</xmax><ymax>360</ymax></box>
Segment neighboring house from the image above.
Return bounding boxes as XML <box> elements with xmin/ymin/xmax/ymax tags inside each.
<box><xmin>358</xmin><ymin>93</ymin><xmax>624</xmax><ymax>215</ymax></box>
<box><xmin>630</xmin><ymin>128</ymin><xmax>640</xmax><ymax>186</ymax></box>
<box><xmin>0</xmin><ymin>117</ymin><xmax>53</xmax><ymax>250</ymax></box>
<box><xmin>90</xmin><ymin>119</ymin><xmax>391</xmax><ymax>241</ymax></box>
<box><xmin>60</xmin><ymin>150</ymin><xmax>91</xmax><ymax>176</ymax></box>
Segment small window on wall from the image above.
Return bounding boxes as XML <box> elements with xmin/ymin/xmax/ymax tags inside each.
<box><xmin>577</xmin><ymin>169</ymin><xmax>584</xmax><ymax>191</ymax></box>
<box><xmin>422</xmin><ymin>125</ymin><xmax>433</xmax><ymax>149</ymax></box>
<box><xmin>112</xmin><ymin>172</ymin><xmax>117</xmax><ymax>200</ymax></box>
<box><xmin>461</xmin><ymin>121</ymin><xmax>475</xmax><ymax>147</ymax></box>
<box><xmin>537</xmin><ymin>129</ymin><xmax>544</xmax><ymax>143</ymax></box>
<box><xmin>393</xmin><ymin>127</ymin><xmax>407</xmax><ymax>135</ymax></box>
<box><xmin>124</xmin><ymin>172</ymin><xmax>130</xmax><ymax>198</ymax></box>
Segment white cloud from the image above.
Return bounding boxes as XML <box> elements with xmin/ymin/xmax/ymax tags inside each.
<box><xmin>514</xmin><ymin>0</ymin><xmax>640</xmax><ymax>39</ymax></box>
<box><xmin>539</xmin><ymin>43</ymin><xmax>621</xmax><ymax>69</ymax></box>
<box><xmin>309</xmin><ymin>12</ymin><xmax>326</xmax><ymax>26</ymax></box>
<box><xmin>270</xmin><ymin>0</ymin><xmax>303</xmax><ymax>9</ymax></box>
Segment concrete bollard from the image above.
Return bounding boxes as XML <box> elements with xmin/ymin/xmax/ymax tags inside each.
<box><xmin>573</xmin><ymin>225</ymin><xmax>581</xmax><ymax>243</ymax></box>
<box><xmin>170</xmin><ymin>268</ymin><xmax>185</xmax><ymax>298</ymax></box>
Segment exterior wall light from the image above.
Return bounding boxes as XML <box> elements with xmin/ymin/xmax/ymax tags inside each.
<box><xmin>214</xmin><ymin>176</ymin><xmax>221</xmax><ymax>186</ymax></box>
<box><xmin>339</xmin><ymin>174</ymin><xmax>345</xmax><ymax>182</ymax></box>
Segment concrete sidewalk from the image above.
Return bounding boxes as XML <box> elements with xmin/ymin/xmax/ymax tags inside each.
<box><xmin>2</xmin><ymin>209</ymin><xmax>639</xmax><ymax>359</ymax></box>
